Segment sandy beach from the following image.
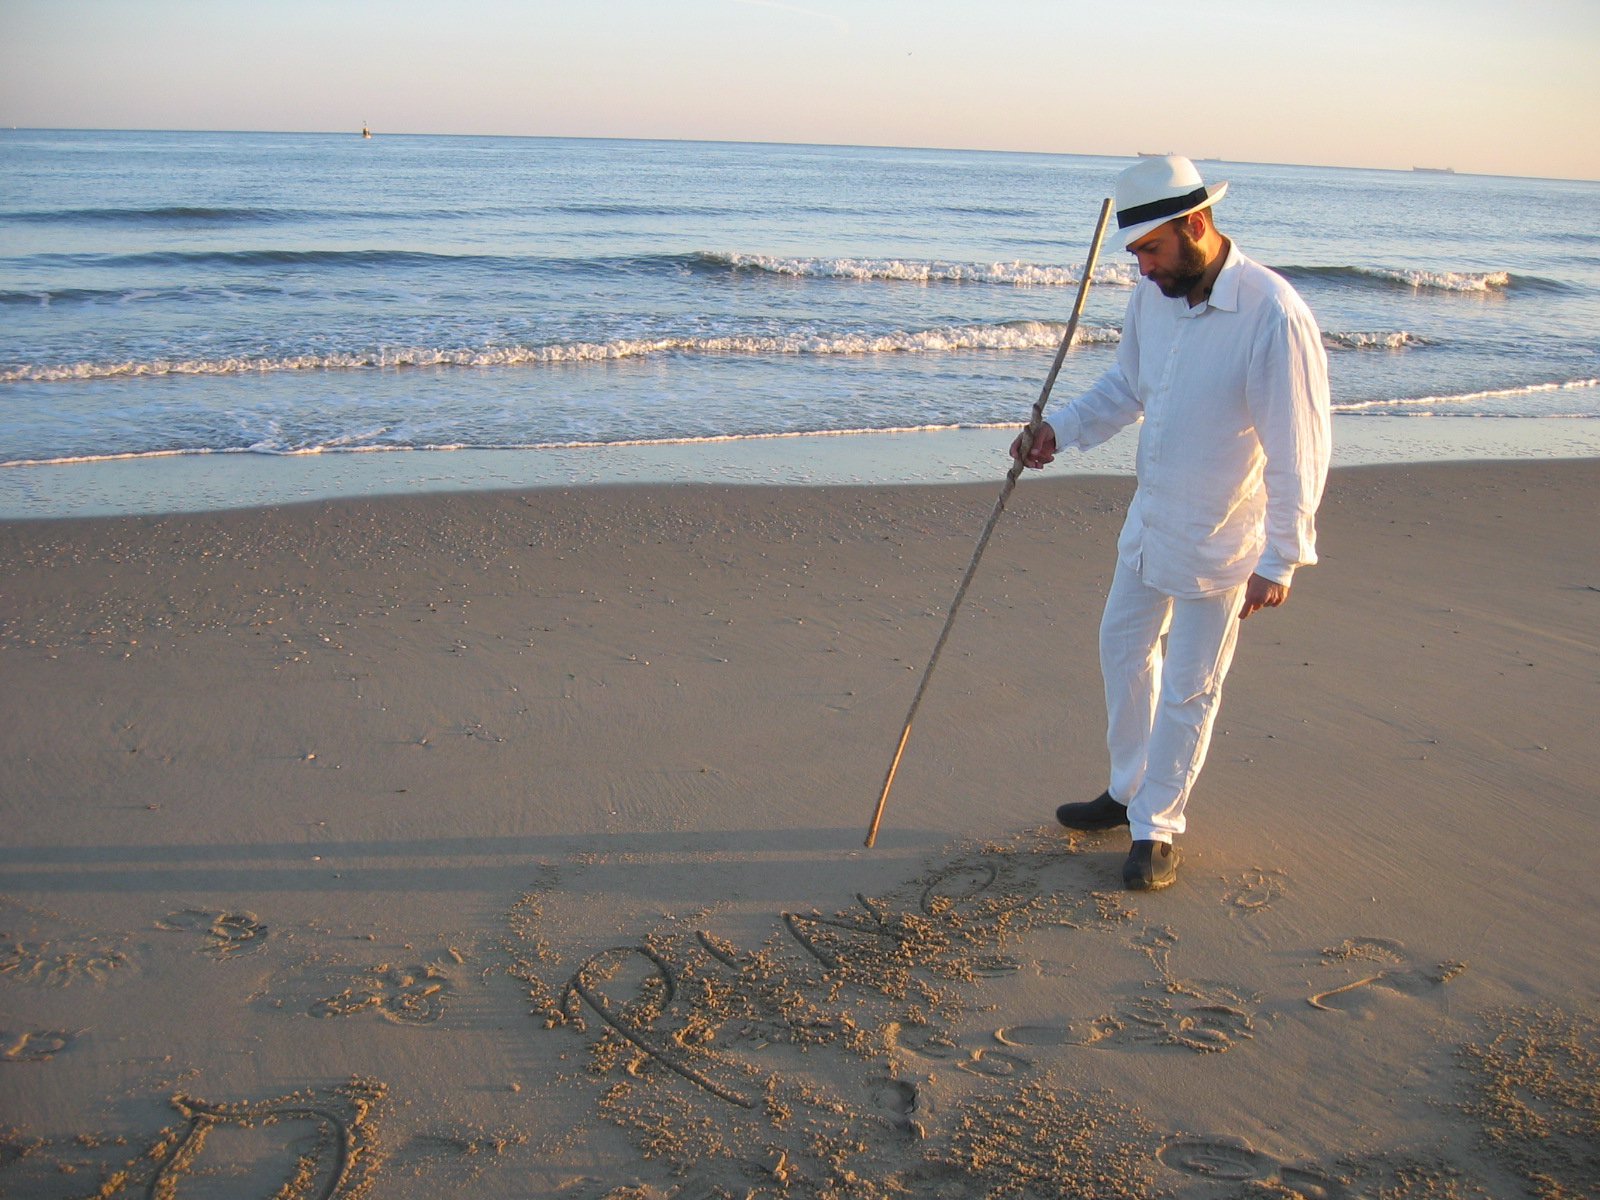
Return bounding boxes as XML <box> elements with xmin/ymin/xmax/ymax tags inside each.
<box><xmin>2</xmin><ymin>459</ymin><xmax>1597</xmax><ymax>1199</ymax></box>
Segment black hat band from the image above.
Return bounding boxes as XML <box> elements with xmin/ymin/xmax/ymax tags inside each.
<box><xmin>1116</xmin><ymin>185</ymin><xmax>1211</xmax><ymax>230</ymax></box>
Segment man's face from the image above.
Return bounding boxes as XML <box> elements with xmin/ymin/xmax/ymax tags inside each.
<box><xmin>1128</xmin><ymin>217</ymin><xmax>1209</xmax><ymax>299</ymax></box>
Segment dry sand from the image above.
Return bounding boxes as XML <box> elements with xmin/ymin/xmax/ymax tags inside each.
<box><xmin>1</xmin><ymin>460</ymin><xmax>1596</xmax><ymax>1199</ymax></box>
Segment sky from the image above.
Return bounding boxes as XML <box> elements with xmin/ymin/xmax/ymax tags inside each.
<box><xmin>2</xmin><ymin>0</ymin><xmax>1597</xmax><ymax>180</ymax></box>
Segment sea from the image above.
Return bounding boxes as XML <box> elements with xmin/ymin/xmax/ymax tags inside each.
<box><xmin>3</xmin><ymin>129</ymin><xmax>1598</xmax><ymax>518</ymax></box>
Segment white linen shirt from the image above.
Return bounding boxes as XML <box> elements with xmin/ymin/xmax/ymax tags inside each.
<box><xmin>1048</xmin><ymin>241</ymin><xmax>1331</xmax><ymax>598</ymax></box>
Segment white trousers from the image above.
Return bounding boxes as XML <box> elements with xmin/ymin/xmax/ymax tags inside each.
<box><xmin>1099</xmin><ymin>557</ymin><xmax>1245</xmax><ymax>844</ymax></box>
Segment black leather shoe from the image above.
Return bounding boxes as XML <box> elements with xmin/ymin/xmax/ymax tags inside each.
<box><xmin>1123</xmin><ymin>840</ymin><xmax>1180</xmax><ymax>891</ymax></box>
<box><xmin>1055</xmin><ymin>790</ymin><xmax>1129</xmax><ymax>831</ymax></box>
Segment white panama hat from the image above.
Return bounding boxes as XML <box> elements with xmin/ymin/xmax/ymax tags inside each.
<box><xmin>1113</xmin><ymin>155</ymin><xmax>1228</xmax><ymax>248</ymax></box>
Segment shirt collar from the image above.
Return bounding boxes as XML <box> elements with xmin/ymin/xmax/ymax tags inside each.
<box><xmin>1202</xmin><ymin>239</ymin><xmax>1244</xmax><ymax>313</ymax></box>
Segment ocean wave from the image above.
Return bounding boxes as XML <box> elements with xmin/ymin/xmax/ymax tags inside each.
<box><xmin>1277</xmin><ymin>264</ymin><xmax>1546</xmax><ymax>293</ymax></box>
<box><xmin>0</xmin><ymin>283</ymin><xmax>281</xmax><ymax>307</ymax></box>
<box><xmin>701</xmin><ymin>251</ymin><xmax>1140</xmax><ymax>288</ymax></box>
<box><xmin>4</xmin><ymin>204</ymin><xmax>297</xmax><ymax>224</ymax></box>
<box><xmin>3</xmin><ymin>245</ymin><xmax>1143</xmax><ymax>290</ymax></box>
<box><xmin>0</xmin><ymin>320</ymin><xmax>1427</xmax><ymax>373</ymax></box>
<box><xmin>935</xmin><ymin>203</ymin><xmax>1039</xmax><ymax>218</ymax></box>
<box><xmin>5</xmin><ymin>203</ymin><xmax>544</xmax><ymax>225</ymax></box>
<box><xmin>1323</xmin><ymin>330</ymin><xmax>1430</xmax><ymax>350</ymax></box>
<box><xmin>11</xmin><ymin>247</ymin><xmax>520</xmax><ymax>270</ymax></box>
<box><xmin>2</xmin><ymin>286</ymin><xmax>129</xmax><ymax>307</ymax></box>
<box><xmin>0</xmin><ymin>249</ymin><xmax>662</xmax><ymax>296</ymax></box>
<box><xmin>1331</xmin><ymin>378</ymin><xmax>1600</xmax><ymax>414</ymax></box>
<box><xmin>550</xmin><ymin>201</ymin><xmax>742</xmax><ymax>218</ymax></box>
<box><xmin>0</xmin><ymin>320</ymin><xmax>1123</xmax><ymax>383</ymax></box>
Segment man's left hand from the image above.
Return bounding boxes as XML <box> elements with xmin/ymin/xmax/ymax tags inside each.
<box><xmin>1239</xmin><ymin>573</ymin><xmax>1289</xmax><ymax>619</ymax></box>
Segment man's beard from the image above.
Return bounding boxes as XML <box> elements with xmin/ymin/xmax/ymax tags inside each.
<box><xmin>1153</xmin><ymin>227</ymin><xmax>1209</xmax><ymax>298</ymax></box>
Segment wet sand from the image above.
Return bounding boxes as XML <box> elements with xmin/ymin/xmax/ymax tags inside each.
<box><xmin>2</xmin><ymin>460</ymin><xmax>1597</xmax><ymax>1198</ymax></box>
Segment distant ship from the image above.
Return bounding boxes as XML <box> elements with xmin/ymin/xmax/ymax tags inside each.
<box><xmin>1412</xmin><ymin>165</ymin><xmax>1454</xmax><ymax>174</ymax></box>
<box><xmin>361</xmin><ymin>123</ymin><xmax>372</xmax><ymax>139</ymax></box>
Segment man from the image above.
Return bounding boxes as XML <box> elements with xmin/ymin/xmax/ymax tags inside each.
<box><xmin>1011</xmin><ymin>155</ymin><xmax>1331</xmax><ymax>892</ymax></box>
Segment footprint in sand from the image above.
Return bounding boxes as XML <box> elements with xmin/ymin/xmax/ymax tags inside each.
<box><xmin>995</xmin><ymin>1017</ymin><xmax>1122</xmax><ymax>1049</ymax></box>
<box><xmin>0</xmin><ymin>1028</ymin><xmax>78</xmax><ymax>1062</ymax></box>
<box><xmin>1157</xmin><ymin>1134</ymin><xmax>1266</xmax><ymax>1180</ymax></box>
<box><xmin>885</xmin><ymin>1021</ymin><xmax>1032</xmax><ymax>1076</ymax></box>
<box><xmin>0</xmin><ymin>935</ymin><xmax>132</xmax><ymax>986</ymax></box>
<box><xmin>996</xmin><ymin>978</ymin><xmax>1258</xmax><ymax>1055</ymax></box>
<box><xmin>1158</xmin><ymin>1135</ymin><xmax>1350</xmax><ymax>1197</ymax></box>
<box><xmin>1222</xmin><ymin>867</ymin><xmax>1288</xmax><ymax>913</ymax></box>
<box><xmin>1123</xmin><ymin>982</ymin><xmax>1259</xmax><ymax>1053</ymax></box>
<box><xmin>310</xmin><ymin>963</ymin><xmax>451</xmax><ymax>1024</ymax></box>
<box><xmin>1308</xmin><ymin>936</ymin><xmax>1467</xmax><ymax>1011</ymax></box>
<box><xmin>872</xmin><ymin>1078</ymin><xmax>918</xmax><ymax>1116</ymax></box>
<box><xmin>156</xmin><ymin>908</ymin><xmax>269</xmax><ymax>956</ymax></box>
<box><xmin>955</xmin><ymin>1047</ymin><xmax>1031</xmax><ymax>1078</ymax></box>
<box><xmin>967</xmin><ymin>953</ymin><xmax>1026</xmax><ymax>977</ymax></box>
<box><xmin>1273</xmin><ymin>1165</ymin><xmax>1354</xmax><ymax>1199</ymax></box>
<box><xmin>883</xmin><ymin>1019</ymin><xmax>961</xmax><ymax>1060</ymax></box>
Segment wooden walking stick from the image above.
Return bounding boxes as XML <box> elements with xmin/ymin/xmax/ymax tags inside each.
<box><xmin>863</xmin><ymin>196</ymin><xmax>1114</xmax><ymax>848</ymax></box>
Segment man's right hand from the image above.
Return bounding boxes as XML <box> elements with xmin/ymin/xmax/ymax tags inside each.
<box><xmin>1010</xmin><ymin>423</ymin><xmax>1058</xmax><ymax>469</ymax></box>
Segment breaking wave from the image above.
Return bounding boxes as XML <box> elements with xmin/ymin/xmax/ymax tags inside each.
<box><xmin>1323</xmin><ymin>330</ymin><xmax>1430</xmax><ymax>350</ymax></box>
<box><xmin>0</xmin><ymin>320</ymin><xmax>1123</xmax><ymax>383</ymax></box>
<box><xmin>0</xmin><ymin>319</ymin><xmax>1435</xmax><ymax>380</ymax></box>
<box><xmin>1276</xmin><ymin>264</ymin><xmax>1561</xmax><ymax>293</ymax></box>
<box><xmin>702</xmin><ymin>251</ymin><xmax>1140</xmax><ymax>288</ymax></box>
<box><xmin>2</xmin><ymin>247</ymin><xmax>1136</xmax><ymax>291</ymax></box>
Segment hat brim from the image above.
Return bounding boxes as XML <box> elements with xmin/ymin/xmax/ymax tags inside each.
<box><xmin>1116</xmin><ymin>181</ymin><xmax>1228</xmax><ymax>248</ymax></box>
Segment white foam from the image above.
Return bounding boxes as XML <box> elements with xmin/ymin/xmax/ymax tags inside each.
<box><xmin>1332</xmin><ymin>377</ymin><xmax>1600</xmax><ymax>414</ymax></box>
<box><xmin>1323</xmin><ymin>330</ymin><xmax>1428</xmax><ymax>350</ymax></box>
<box><xmin>711</xmin><ymin>252</ymin><xmax>1139</xmax><ymax>288</ymax></box>
<box><xmin>1359</xmin><ymin>267</ymin><xmax>1510</xmax><ymax>293</ymax></box>
<box><xmin>0</xmin><ymin>321</ymin><xmax>1123</xmax><ymax>383</ymax></box>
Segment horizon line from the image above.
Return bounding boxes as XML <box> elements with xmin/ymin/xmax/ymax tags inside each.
<box><xmin>3</xmin><ymin>125</ymin><xmax>1595</xmax><ymax>186</ymax></box>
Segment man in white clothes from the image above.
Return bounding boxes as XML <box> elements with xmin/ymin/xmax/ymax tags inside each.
<box><xmin>1012</xmin><ymin>155</ymin><xmax>1331</xmax><ymax>891</ymax></box>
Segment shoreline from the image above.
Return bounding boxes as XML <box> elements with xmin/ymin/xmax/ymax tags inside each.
<box><xmin>4</xmin><ymin>416</ymin><xmax>1600</xmax><ymax>520</ymax></box>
